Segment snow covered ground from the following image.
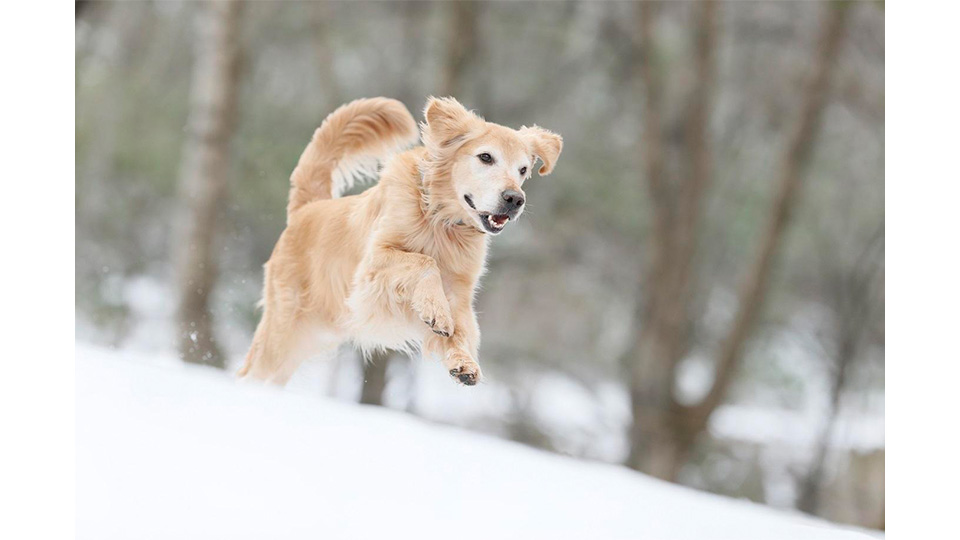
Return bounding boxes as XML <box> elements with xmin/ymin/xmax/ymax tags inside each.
<box><xmin>77</xmin><ymin>344</ymin><xmax>876</xmax><ymax>540</ymax></box>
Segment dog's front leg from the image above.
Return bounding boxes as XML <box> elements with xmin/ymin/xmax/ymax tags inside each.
<box><xmin>360</xmin><ymin>247</ymin><xmax>454</xmax><ymax>337</ymax></box>
<box><xmin>425</xmin><ymin>292</ymin><xmax>482</xmax><ymax>386</ymax></box>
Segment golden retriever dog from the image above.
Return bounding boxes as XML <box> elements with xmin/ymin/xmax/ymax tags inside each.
<box><xmin>238</xmin><ymin>97</ymin><xmax>562</xmax><ymax>386</ymax></box>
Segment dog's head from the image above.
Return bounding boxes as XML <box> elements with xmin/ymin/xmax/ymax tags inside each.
<box><xmin>421</xmin><ymin>97</ymin><xmax>562</xmax><ymax>235</ymax></box>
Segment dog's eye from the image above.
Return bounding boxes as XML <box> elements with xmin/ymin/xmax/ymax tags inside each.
<box><xmin>477</xmin><ymin>153</ymin><xmax>493</xmax><ymax>164</ymax></box>
<box><xmin>519</xmin><ymin>166</ymin><xmax>527</xmax><ymax>176</ymax></box>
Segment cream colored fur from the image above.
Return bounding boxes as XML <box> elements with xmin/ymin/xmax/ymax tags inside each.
<box><xmin>239</xmin><ymin>97</ymin><xmax>562</xmax><ymax>386</ymax></box>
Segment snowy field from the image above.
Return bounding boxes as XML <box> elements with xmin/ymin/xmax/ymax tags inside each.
<box><xmin>77</xmin><ymin>344</ymin><xmax>876</xmax><ymax>540</ymax></box>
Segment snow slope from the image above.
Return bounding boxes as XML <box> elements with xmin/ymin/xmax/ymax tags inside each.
<box><xmin>76</xmin><ymin>344</ymin><xmax>874</xmax><ymax>540</ymax></box>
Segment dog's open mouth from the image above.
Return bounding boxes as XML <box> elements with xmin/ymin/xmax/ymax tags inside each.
<box><xmin>478</xmin><ymin>212</ymin><xmax>510</xmax><ymax>234</ymax></box>
<box><xmin>464</xmin><ymin>195</ymin><xmax>510</xmax><ymax>234</ymax></box>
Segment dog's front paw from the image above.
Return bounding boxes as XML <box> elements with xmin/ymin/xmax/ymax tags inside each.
<box><xmin>413</xmin><ymin>293</ymin><xmax>454</xmax><ymax>338</ymax></box>
<box><xmin>446</xmin><ymin>352</ymin><xmax>482</xmax><ymax>386</ymax></box>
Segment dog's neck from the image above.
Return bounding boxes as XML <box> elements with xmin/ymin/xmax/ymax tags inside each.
<box><xmin>417</xmin><ymin>162</ymin><xmax>486</xmax><ymax>238</ymax></box>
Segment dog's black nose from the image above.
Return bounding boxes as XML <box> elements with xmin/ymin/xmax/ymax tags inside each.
<box><xmin>501</xmin><ymin>189</ymin><xmax>525</xmax><ymax>210</ymax></box>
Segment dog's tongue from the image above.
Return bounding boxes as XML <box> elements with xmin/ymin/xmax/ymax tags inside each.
<box><xmin>492</xmin><ymin>214</ymin><xmax>509</xmax><ymax>226</ymax></box>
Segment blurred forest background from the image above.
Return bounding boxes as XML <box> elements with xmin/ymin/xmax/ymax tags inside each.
<box><xmin>75</xmin><ymin>0</ymin><xmax>884</xmax><ymax>530</ymax></box>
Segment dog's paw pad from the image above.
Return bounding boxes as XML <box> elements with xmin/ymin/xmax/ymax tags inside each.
<box><xmin>448</xmin><ymin>362</ymin><xmax>481</xmax><ymax>386</ymax></box>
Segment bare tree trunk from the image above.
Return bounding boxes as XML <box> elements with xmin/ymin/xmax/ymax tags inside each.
<box><xmin>799</xmin><ymin>228</ymin><xmax>883</xmax><ymax>515</ymax></box>
<box><xmin>360</xmin><ymin>350</ymin><xmax>391</xmax><ymax>406</ymax></box>
<box><xmin>362</xmin><ymin>0</ymin><xmax>479</xmax><ymax>406</ymax></box>
<box><xmin>626</xmin><ymin>0</ymin><xmax>718</xmax><ymax>480</ymax></box>
<box><xmin>395</xmin><ymin>0</ymin><xmax>429</xmax><ymax>111</ymax></box>
<box><xmin>174</xmin><ymin>0</ymin><xmax>243</xmax><ymax>368</ymax></box>
<box><xmin>76</xmin><ymin>0</ymin><xmax>90</xmax><ymax>20</ymax></box>
<box><xmin>797</xmin><ymin>354</ymin><xmax>848</xmax><ymax>515</ymax></box>
<box><xmin>626</xmin><ymin>3</ymin><xmax>849</xmax><ymax>480</ymax></box>
<box><xmin>310</xmin><ymin>0</ymin><xmax>341</xmax><ymax>113</ymax></box>
<box><xmin>441</xmin><ymin>0</ymin><xmax>477</xmax><ymax>98</ymax></box>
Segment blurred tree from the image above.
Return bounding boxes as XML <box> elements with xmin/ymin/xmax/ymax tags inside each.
<box><xmin>360</xmin><ymin>351</ymin><xmax>392</xmax><ymax>406</ymax></box>
<box><xmin>174</xmin><ymin>0</ymin><xmax>243</xmax><ymax>368</ymax></box>
<box><xmin>798</xmin><ymin>227</ymin><xmax>884</xmax><ymax>515</ymax></box>
<box><xmin>625</xmin><ymin>2</ymin><xmax>849</xmax><ymax>480</ymax></box>
<box><xmin>354</xmin><ymin>1</ymin><xmax>429</xmax><ymax>406</ymax></box>
<box><xmin>360</xmin><ymin>0</ymin><xmax>482</xmax><ymax>406</ymax></box>
<box><xmin>441</xmin><ymin>0</ymin><xmax>478</xmax><ymax>98</ymax></box>
<box><xmin>394</xmin><ymin>1</ymin><xmax>430</xmax><ymax>109</ymax></box>
<box><xmin>310</xmin><ymin>0</ymin><xmax>341</xmax><ymax>113</ymax></box>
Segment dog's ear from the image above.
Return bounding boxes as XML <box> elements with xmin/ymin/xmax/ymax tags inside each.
<box><xmin>518</xmin><ymin>125</ymin><xmax>563</xmax><ymax>176</ymax></box>
<box><xmin>423</xmin><ymin>96</ymin><xmax>479</xmax><ymax>148</ymax></box>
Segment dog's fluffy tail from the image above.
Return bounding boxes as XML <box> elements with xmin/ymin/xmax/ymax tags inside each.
<box><xmin>287</xmin><ymin>97</ymin><xmax>419</xmax><ymax>217</ymax></box>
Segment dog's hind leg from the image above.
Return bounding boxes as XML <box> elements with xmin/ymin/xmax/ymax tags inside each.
<box><xmin>241</xmin><ymin>316</ymin><xmax>339</xmax><ymax>386</ymax></box>
<box><xmin>240</xmin><ymin>287</ymin><xmax>342</xmax><ymax>386</ymax></box>
<box><xmin>239</xmin><ymin>309</ymin><xmax>297</xmax><ymax>385</ymax></box>
<box><xmin>239</xmin><ymin>271</ymin><xmax>329</xmax><ymax>385</ymax></box>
